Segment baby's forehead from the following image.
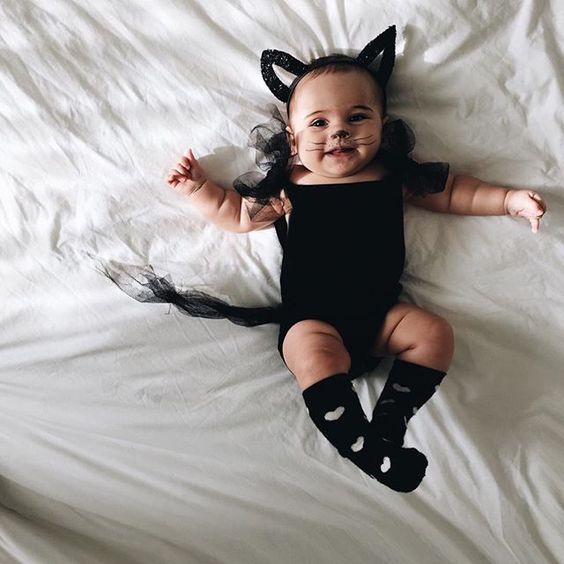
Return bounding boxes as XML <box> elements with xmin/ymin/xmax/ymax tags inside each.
<box><xmin>289</xmin><ymin>70</ymin><xmax>382</xmax><ymax>119</ymax></box>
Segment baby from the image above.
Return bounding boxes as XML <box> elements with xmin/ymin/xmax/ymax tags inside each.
<box><xmin>163</xmin><ymin>28</ymin><xmax>546</xmax><ymax>492</ymax></box>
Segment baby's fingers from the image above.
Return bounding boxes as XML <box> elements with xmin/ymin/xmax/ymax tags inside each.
<box><xmin>166</xmin><ymin>169</ymin><xmax>187</xmax><ymax>186</ymax></box>
<box><xmin>530</xmin><ymin>192</ymin><xmax>547</xmax><ymax>214</ymax></box>
<box><xmin>166</xmin><ymin>169</ymin><xmax>183</xmax><ymax>181</ymax></box>
<box><xmin>530</xmin><ymin>216</ymin><xmax>541</xmax><ymax>233</ymax></box>
<box><xmin>176</xmin><ymin>159</ymin><xmax>191</xmax><ymax>176</ymax></box>
<box><xmin>165</xmin><ymin>148</ymin><xmax>200</xmax><ymax>187</ymax></box>
<box><xmin>166</xmin><ymin>175</ymin><xmax>181</xmax><ymax>188</ymax></box>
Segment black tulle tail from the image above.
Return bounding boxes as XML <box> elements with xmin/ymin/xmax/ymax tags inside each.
<box><xmin>99</xmin><ymin>264</ymin><xmax>283</xmax><ymax>327</ymax></box>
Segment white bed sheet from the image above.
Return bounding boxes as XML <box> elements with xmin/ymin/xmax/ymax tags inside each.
<box><xmin>1</xmin><ymin>1</ymin><xmax>563</xmax><ymax>562</ymax></box>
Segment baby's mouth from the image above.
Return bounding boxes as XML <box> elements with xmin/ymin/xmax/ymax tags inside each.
<box><xmin>326</xmin><ymin>146</ymin><xmax>355</xmax><ymax>156</ymax></box>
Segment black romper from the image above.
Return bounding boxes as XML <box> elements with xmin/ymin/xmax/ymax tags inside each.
<box><xmin>277</xmin><ymin>174</ymin><xmax>405</xmax><ymax>379</ymax></box>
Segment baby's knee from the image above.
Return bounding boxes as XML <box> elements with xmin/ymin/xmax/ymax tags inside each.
<box><xmin>428</xmin><ymin>316</ymin><xmax>454</xmax><ymax>343</ymax></box>
<box><xmin>416</xmin><ymin>317</ymin><xmax>455</xmax><ymax>360</ymax></box>
<box><xmin>298</xmin><ymin>347</ymin><xmax>351</xmax><ymax>389</ymax></box>
<box><xmin>282</xmin><ymin>327</ymin><xmax>351</xmax><ymax>390</ymax></box>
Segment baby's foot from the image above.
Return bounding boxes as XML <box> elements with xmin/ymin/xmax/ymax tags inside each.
<box><xmin>355</xmin><ymin>435</ymin><xmax>428</xmax><ymax>492</ymax></box>
<box><xmin>371</xmin><ymin>411</ymin><xmax>408</xmax><ymax>446</ymax></box>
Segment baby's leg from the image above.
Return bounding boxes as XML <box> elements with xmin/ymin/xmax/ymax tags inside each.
<box><xmin>282</xmin><ymin>319</ymin><xmax>351</xmax><ymax>391</ymax></box>
<box><xmin>370</xmin><ymin>302</ymin><xmax>454</xmax><ymax>371</ymax></box>
<box><xmin>369</xmin><ymin>303</ymin><xmax>455</xmax><ymax>444</ymax></box>
<box><xmin>282</xmin><ymin>320</ymin><xmax>428</xmax><ymax>492</ymax></box>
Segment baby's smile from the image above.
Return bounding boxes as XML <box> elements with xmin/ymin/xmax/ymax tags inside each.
<box><xmin>326</xmin><ymin>148</ymin><xmax>356</xmax><ymax>160</ymax></box>
<box><xmin>325</xmin><ymin>144</ymin><xmax>356</xmax><ymax>155</ymax></box>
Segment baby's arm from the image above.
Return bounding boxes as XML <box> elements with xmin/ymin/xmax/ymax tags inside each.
<box><xmin>405</xmin><ymin>174</ymin><xmax>547</xmax><ymax>233</ymax></box>
<box><xmin>166</xmin><ymin>149</ymin><xmax>290</xmax><ymax>233</ymax></box>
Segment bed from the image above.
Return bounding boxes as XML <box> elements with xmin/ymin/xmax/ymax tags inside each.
<box><xmin>1</xmin><ymin>1</ymin><xmax>563</xmax><ymax>562</ymax></box>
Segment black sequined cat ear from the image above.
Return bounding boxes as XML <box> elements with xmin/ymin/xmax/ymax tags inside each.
<box><xmin>260</xmin><ymin>25</ymin><xmax>397</xmax><ymax>102</ymax></box>
<box><xmin>260</xmin><ymin>49</ymin><xmax>308</xmax><ymax>102</ymax></box>
<box><xmin>356</xmin><ymin>25</ymin><xmax>396</xmax><ymax>88</ymax></box>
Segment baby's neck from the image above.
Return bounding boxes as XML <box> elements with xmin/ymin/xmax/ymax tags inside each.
<box><xmin>289</xmin><ymin>160</ymin><xmax>388</xmax><ymax>185</ymax></box>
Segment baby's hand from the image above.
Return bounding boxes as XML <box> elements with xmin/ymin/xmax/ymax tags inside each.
<box><xmin>504</xmin><ymin>189</ymin><xmax>547</xmax><ymax>233</ymax></box>
<box><xmin>165</xmin><ymin>148</ymin><xmax>208</xmax><ymax>197</ymax></box>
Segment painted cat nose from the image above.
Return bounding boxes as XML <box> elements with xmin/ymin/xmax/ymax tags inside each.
<box><xmin>332</xmin><ymin>129</ymin><xmax>351</xmax><ymax>139</ymax></box>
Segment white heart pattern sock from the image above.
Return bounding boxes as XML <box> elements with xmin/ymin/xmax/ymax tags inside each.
<box><xmin>302</xmin><ymin>373</ymin><xmax>428</xmax><ymax>492</ymax></box>
<box><xmin>372</xmin><ymin>359</ymin><xmax>447</xmax><ymax>445</ymax></box>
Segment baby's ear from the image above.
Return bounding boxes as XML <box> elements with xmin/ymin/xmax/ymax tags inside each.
<box><xmin>285</xmin><ymin>126</ymin><xmax>297</xmax><ymax>155</ymax></box>
<box><xmin>382</xmin><ymin>115</ymin><xmax>389</xmax><ymax>125</ymax></box>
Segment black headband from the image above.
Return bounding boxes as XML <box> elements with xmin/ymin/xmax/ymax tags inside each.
<box><xmin>260</xmin><ymin>25</ymin><xmax>397</xmax><ymax>103</ymax></box>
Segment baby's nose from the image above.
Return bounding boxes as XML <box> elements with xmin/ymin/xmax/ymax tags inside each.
<box><xmin>332</xmin><ymin>129</ymin><xmax>351</xmax><ymax>139</ymax></box>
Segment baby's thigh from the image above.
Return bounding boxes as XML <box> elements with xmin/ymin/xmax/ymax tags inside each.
<box><xmin>282</xmin><ymin>319</ymin><xmax>352</xmax><ymax>390</ymax></box>
<box><xmin>369</xmin><ymin>302</ymin><xmax>454</xmax><ymax>358</ymax></box>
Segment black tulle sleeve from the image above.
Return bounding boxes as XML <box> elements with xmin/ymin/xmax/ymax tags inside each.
<box><xmin>233</xmin><ymin>103</ymin><xmax>292</xmax><ymax>249</ymax></box>
<box><xmin>379</xmin><ymin>119</ymin><xmax>450</xmax><ymax>196</ymax></box>
<box><xmin>233</xmin><ymin>103</ymin><xmax>292</xmax><ymax>204</ymax></box>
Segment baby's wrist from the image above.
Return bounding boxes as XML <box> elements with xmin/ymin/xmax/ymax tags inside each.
<box><xmin>187</xmin><ymin>178</ymin><xmax>208</xmax><ymax>196</ymax></box>
<box><xmin>503</xmin><ymin>189</ymin><xmax>514</xmax><ymax>215</ymax></box>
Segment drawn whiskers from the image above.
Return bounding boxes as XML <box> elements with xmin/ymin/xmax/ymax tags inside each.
<box><xmin>305</xmin><ymin>135</ymin><xmax>377</xmax><ymax>152</ymax></box>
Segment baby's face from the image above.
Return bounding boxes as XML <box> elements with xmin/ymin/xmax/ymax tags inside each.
<box><xmin>286</xmin><ymin>70</ymin><xmax>386</xmax><ymax>179</ymax></box>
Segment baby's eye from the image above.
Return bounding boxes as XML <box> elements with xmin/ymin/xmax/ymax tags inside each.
<box><xmin>349</xmin><ymin>114</ymin><xmax>367</xmax><ymax>122</ymax></box>
<box><xmin>311</xmin><ymin>119</ymin><xmax>327</xmax><ymax>127</ymax></box>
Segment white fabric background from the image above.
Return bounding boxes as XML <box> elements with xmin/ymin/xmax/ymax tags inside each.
<box><xmin>1</xmin><ymin>1</ymin><xmax>563</xmax><ymax>562</ymax></box>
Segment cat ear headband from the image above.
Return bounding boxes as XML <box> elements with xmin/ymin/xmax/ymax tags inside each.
<box><xmin>260</xmin><ymin>25</ymin><xmax>397</xmax><ymax>103</ymax></box>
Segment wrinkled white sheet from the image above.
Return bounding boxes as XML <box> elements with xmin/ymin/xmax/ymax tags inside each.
<box><xmin>1</xmin><ymin>1</ymin><xmax>563</xmax><ymax>562</ymax></box>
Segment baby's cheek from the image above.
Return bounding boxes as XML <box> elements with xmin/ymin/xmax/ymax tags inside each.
<box><xmin>300</xmin><ymin>149</ymin><xmax>321</xmax><ymax>164</ymax></box>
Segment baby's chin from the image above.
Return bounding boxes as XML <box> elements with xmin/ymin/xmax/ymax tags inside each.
<box><xmin>314</xmin><ymin>156</ymin><xmax>373</xmax><ymax>177</ymax></box>
<box><xmin>295</xmin><ymin>146</ymin><xmax>380</xmax><ymax>176</ymax></box>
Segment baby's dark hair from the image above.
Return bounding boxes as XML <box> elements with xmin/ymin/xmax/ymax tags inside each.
<box><xmin>285</xmin><ymin>55</ymin><xmax>388</xmax><ymax>119</ymax></box>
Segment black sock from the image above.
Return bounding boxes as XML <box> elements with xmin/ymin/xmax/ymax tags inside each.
<box><xmin>371</xmin><ymin>359</ymin><xmax>447</xmax><ymax>446</ymax></box>
<box><xmin>302</xmin><ymin>373</ymin><xmax>428</xmax><ymax>492</ymax></box>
